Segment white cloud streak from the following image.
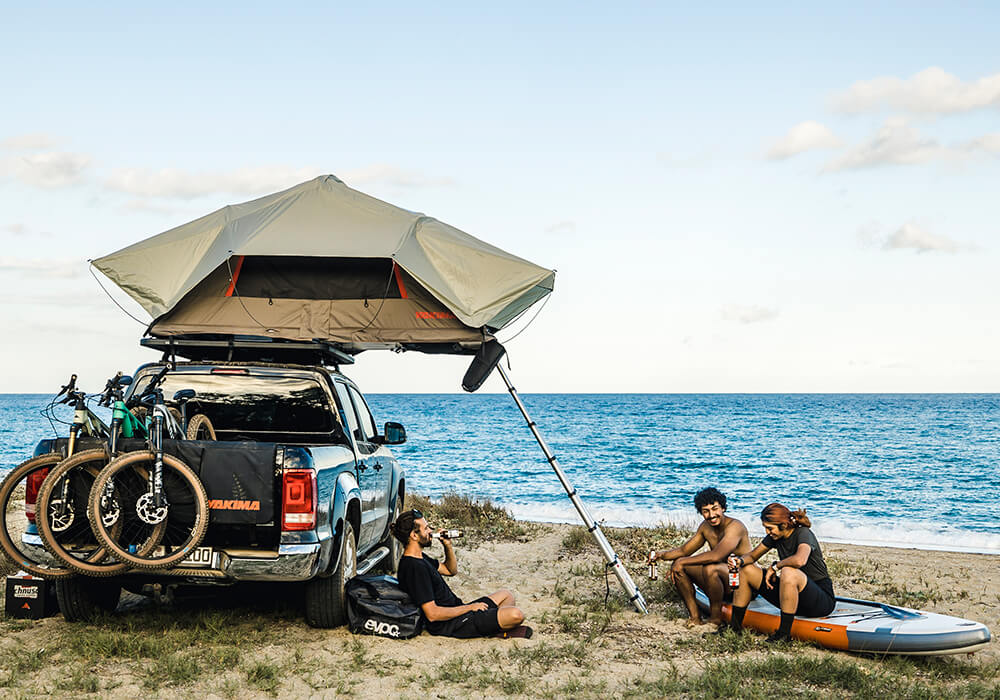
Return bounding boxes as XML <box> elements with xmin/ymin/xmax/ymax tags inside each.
<box><xmin>823</xmin><ymin>119</ymin><xmax>950</xmax><ymax>171</ymax></box>
<box><xmin>824</xmin><ymin>120</ymin><xmax>1000</xmax><ymax>172</ymax></box>
<box><xmin>0</xmin><ymin>151</ymin><xmax>92</xmax><ymax>188</ymax></box>
<box><xmin>766</xmin><ymin>121</ymin><xmax>841</xmax><ymax>160</ymax></box>
<box><xmin>545</xmin><ymin>220</ymin><xmax>576</xmax><ymax>234</ymax></box>
<box><xmin>721</xmin><ymin>304</ymin><xmax>779</xmax><ymax>324</ymax></box>
<box><xmin>832</xmin><ymin>67</ymin><xmax>1000</xmax><ymax>114</ymax></box>
<box><xmin>883</xmin><ymin>223</ymin><xmax>963</xmax><ymax>254</ymax></box>
<box><xmin>0</xmin><ymin>133</ymin><xmax>58</xmax><ymax>150</ymax></box>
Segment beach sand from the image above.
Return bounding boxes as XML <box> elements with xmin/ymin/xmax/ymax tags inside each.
<box><xmin>0</xmin><ymin>519</ymin><xmax>997</xmax><ymax>698</ymax></box>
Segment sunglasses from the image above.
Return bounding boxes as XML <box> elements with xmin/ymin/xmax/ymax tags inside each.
<box><xmin>409</xmin><ymin>509</ymin><xmax>423</xmax><ymax>520</ymax></box>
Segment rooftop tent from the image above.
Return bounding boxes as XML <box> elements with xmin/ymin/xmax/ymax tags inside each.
<box><xmin>92</xmin><ymin>175</ymin><xmax>647</xmax><ymax>614</ymax></box>
<box><xmin>92</xmin><ymin>175</ymin><xmax>555</xmax><ymax>353</ymax></box>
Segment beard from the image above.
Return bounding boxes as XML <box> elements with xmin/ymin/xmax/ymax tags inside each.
<box><xmin>418</xmin><ymin>533</ymin><xmax>433</xmax><ymax>548</ymax></box>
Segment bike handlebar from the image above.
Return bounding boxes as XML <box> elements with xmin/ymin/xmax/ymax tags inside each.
<box><xmin>98</xmin><ymin>371</ymin><xmax>124</xmax><ymax>407</ymax></box>
<box><xmin>56</xmin><ymin>374</ymin><xmax>77</xmax><ymax>399</ymax></box>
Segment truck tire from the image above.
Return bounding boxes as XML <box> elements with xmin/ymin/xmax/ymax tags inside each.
<box><xmin>304</xmin><ymin>520</ymin><xmax>356</xmax><ymax>628</ymax></box>
<box><xmin>55</xmin><ymin>576</ymin><xmax>121</xmax><ymax>622</ymax></box>
<box><xmin>374</xmin><ymin>497</ymin><xmax>403</xmax><ymax>574</ymax></box>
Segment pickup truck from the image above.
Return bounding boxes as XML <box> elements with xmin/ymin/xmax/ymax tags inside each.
<box><xmin>27</xmin><ymin>339</ymin><xmax>407</xmax><ymax>627</ymax></box>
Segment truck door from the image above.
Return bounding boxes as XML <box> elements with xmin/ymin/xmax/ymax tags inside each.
<box><xmin>333</xmin><ymin>381</ymin><xmax>378</xmax><ymax>548</ymax></box>
<box><xmin>345</xmin><ymin>385</ymin><xmax>391</xmax><ymax>544</ymax></box>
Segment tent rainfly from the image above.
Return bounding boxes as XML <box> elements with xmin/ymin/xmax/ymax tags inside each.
<box><xmin>92</xmin><ymin>175</ymin><xmax>647</xmax><ymax>614</ymax></box>
<box><xmin>93</xmin><ymin>174</ymin><xmax>555</xmax><ymax>354</ymax></box>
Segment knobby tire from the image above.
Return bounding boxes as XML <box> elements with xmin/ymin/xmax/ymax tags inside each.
<box><xmin>88</xmin><ymin>451</ymin><xmax>208</xmax><ymax>570</ymax></box>
<box><xmin>0</xmin><ymin>454</ymin><xmax>75</xmax><ymax>579</ymax></box>
<box><xmin>36</xmin><ymin>449</ymin><xmax>164</xmax><ymax>577</ymax></box>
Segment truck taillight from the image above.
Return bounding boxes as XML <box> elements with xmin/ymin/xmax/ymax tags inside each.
<box><xmin>24</xmin><ymin>468</ymin><xmax>49</xmax><ymax>524</ymax></box>
<box><xmin>281</xmin><ymin>469</ymin><xmax>317</xmax><ymax>531</ymax></box>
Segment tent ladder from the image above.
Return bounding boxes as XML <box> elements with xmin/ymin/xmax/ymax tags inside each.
<box><xmin>496</xmin><ymin>364</ymin><xmax>648</xmax><ymax>614</ymax></box>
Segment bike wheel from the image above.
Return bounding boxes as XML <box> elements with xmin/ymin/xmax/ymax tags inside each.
<box><xmin>0</xmin><ymin>454</ymin><xmax>75</xmax><ymax>579</ymax></box>
<box><xmin>88</xmin><ymin>451</ymin><xmax>209</xmax><ymax>570</ymax></box>
<box><xmin>185</xmin><ymin>413</ymin><xmax>216</xmax><ymax>441</ymax></box>
<box><xmin>36</xmin><ymin>449</ymin><xmax>162</xmax><ymax>577</ymax></box>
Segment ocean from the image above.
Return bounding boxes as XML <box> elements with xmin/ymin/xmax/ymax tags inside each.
<box><xmin>3</xmin><ymin>393</ymin><xmax>998</xmax><ymax>554</ymax></box>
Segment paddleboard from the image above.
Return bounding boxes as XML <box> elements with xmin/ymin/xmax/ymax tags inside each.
<box><xmin>694</xmin><ymin>586</ymin><xmax>991</xmax><ymax>655</ymax></box>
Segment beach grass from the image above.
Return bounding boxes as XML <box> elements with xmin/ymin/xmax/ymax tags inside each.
<box><xmin>405</xmin><ymin>491</ymin><xmax>537</xmax><ymax>542</ymax></box>
<box><xmin>0</xmin><ymin>499</ymin><xmax>995</xmax><ymax>698</ymax></box>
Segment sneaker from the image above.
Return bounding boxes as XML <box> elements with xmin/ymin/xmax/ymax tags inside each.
<box><xmin>765</xmin><ymin>631</ymin><xmax>791</xmax><ymax>644</ymax></box>
<box><xmin>496</xmin><ymin>625</ymin><xmax>533</xmax><ymax>639</ymax></box>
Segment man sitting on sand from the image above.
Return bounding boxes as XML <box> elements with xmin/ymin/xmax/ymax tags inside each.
<box><xmin>649</xmin><ymin>487</ymin><xmax>752</xmax><ymax>627</ymax></box>
<box><xmin>392</xmin><ymin>509</ymin><xmax>533</xmax><ymax>639</ymax></box>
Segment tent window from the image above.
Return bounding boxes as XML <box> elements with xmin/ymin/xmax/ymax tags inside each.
<box><xmin>232</xmin><ymin>256</ymin><xmax>403</xmax><ymax>300</ymax></box>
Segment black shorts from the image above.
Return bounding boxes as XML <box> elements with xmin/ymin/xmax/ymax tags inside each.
<box><xmin>753</xmin><ymin>576</ymin><xmax>836</xmax><ymax>618</ymax></box>
<box><xmin>429</xmin><ymin>597</ymin><xmax>502</xmax><ymax>638</ymax></box>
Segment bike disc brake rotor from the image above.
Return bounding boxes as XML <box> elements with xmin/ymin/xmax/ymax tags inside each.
<box><xmin>100</xmin><ymin>493</ymin><xmax>120</xmax><ymax>527</ymax></box>
<box><xmin>136</xmin><ymin>493</ymin><xmax>168</xmax><ymax>525</ymax></box>
<box><xmin>48</xmin><ymin>499</ymin><xmax>75</xmax><ymax>532</ymax></box>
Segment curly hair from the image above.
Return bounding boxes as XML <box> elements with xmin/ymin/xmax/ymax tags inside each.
<box><xmin>694</xmin><ymin>487</ymin><xmax>727</xmax><ymax>512</ymax></box>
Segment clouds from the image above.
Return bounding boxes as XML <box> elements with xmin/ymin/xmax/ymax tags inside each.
<box><xmin>0</xmin><ymin>150</ymin><xmax>91</xmax><ymax>188</ymax></box>
<box><xmin>859</xmin><ymin>221</ymin><xmax>969</xmax><ymax>254</ymax></box>
<box><xmin>883</xmin><ymin>223</ymin><xmax>963</xmax><ymax>254</ymax></box>
<box><xmin>545</xmin><ymin>220</ymin><xmax>576</xmax><ymax>234</ymax></box>
<box><xmin>823</xmin><ymin>118</ymin><xmax>946</xmax><ymax>171</ymax></box>
<box><xmin>831</xmin><ymin>67</ymin><xmax>1000</xmax><ymax>115</ymax></box>
<box><xmin>0</xmin><ymin>133</ymin><xmax>58</xmax><ymax>150</ymax></box>
<box><xmin>721</xmin><ymin>304</ymin><xmax>779</xmax><ymax>324</ymax></box>
<box><xmin>768</xmin><ymin>68</ymin><xmax>1000</xmax><ymax>174</ymax></box>
<box><xmin>0</xmin><ymin>133</ymin><xmax>91</xmax><ymax>188</ymax></box>
<box><xmin>766</xmin><ymin>121</ymin><xmax>841</xmax><ymax>160</ymax></box>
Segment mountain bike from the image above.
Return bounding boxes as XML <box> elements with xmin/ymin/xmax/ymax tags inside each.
<box><xmin>34</xmin><ymin>372</ymin><xmax>165</xmax><ymax>576</ymax></box>
<box><xmin>87</xmin><ymin>367</ymin><xmax>210</xmax><ymax>570</ymax></box>
<box><xmin>0</xmin><ymin>375</ymin><xmax>113</xmax><ymax>578</ymax></box>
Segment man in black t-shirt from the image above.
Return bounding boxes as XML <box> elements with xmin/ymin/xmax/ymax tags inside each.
<box><xmin>393</xmin><ymin>509</ymin><xmax>532</xmax><ymax>639</ymax></box>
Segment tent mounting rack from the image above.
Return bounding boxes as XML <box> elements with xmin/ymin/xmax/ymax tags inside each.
<box><xmin>140</xmin><ymin>335</ymin><xmax>356</xmax><ymax>366</ymax></box>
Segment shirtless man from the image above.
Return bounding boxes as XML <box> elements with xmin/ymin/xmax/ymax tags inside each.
<box><xmin>650</xmin><ymin>487</ymin><xmax>752</xmax><ymax>627</ymax></box>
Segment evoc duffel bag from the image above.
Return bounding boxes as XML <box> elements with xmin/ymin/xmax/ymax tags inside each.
<box><xmin>346</xmin><ymin>575</ymin><xmax>423</xmax><ymax>639</ymax></box>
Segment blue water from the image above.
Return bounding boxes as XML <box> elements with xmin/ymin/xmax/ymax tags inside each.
<box><xmin>4</xmin><ymin>394</ymin><xmax>999</xmax><ymax>553</ymax></box>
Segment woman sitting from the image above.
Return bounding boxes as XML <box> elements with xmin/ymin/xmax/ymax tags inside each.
<box><xmin>725</xmin><ymin>503</ymin><xmax>836</xmax><ymax>642</ymax></box>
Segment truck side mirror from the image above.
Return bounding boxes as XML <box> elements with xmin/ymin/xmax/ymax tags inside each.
<box><xmin>119</xmin><ymin>375</ymin><xmax>133</xmax><ymax>386</ymax></box>
<box><xmin>382</xmin><ymin>422</ymin><xmax>407</xmax><ymax>445</ymax></box>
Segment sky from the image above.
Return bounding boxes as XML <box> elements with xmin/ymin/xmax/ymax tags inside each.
<box><xmin>1</xmin><ymin>2</ymin><xmax>998</xmax><ymax>393</ymax></box>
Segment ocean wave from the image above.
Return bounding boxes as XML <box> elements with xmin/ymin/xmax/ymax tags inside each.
<box><xmin>504</xmin><ymin>502</ymin><xmax>1000</xmax><ymax>555</ymax></box>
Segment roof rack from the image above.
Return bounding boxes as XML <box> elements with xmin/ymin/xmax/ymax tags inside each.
<box><xmin>141</xmin><ymin>335</ymin><xmax>355</xmax><ymax>366</ymax></box>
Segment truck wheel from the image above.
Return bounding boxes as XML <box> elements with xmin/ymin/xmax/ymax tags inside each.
<box><xmin>55</xmin><ymin>577</ymin><xmax>121</xmax><ymax>622</ymax></box>
<box><xmin>374</xmin><ymin>498</ymin><xmax>403</xmax><ymax>574</ymax></box>
<box><xmin>304</xmin><ymin>520</ymin><xmax>356</xmax><ymax>628</ymax></box>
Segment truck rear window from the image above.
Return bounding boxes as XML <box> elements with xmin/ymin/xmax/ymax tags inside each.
<box><xmin>133</xmin><ymin>371</ymin><xmax>340</xmax><ymax>441</ymax></box>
